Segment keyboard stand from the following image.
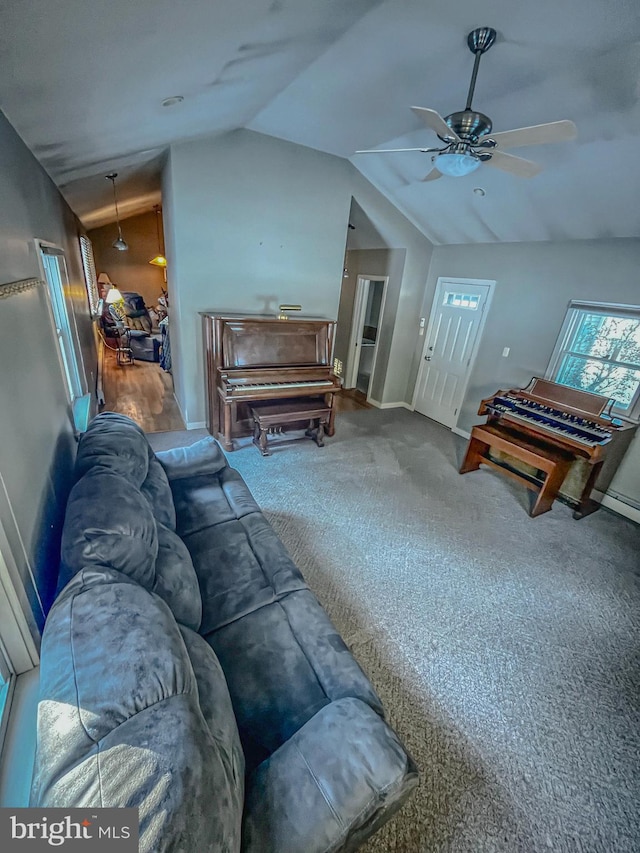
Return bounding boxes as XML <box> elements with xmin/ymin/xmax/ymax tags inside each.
<box><xmin>460</xmin><ymin>422</ymin><xmax>573</xmax><ymax>517</ymax></box>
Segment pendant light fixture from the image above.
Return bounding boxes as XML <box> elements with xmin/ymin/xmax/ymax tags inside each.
<box><xmin>105</xmin><ymin>173</ymin><xmax>128</xmax><ymax>251</ymax></box>
<box><xmin>148</xmin><ymin>204</ymin><xmax>167</xmax><ymax>267</ymax></box>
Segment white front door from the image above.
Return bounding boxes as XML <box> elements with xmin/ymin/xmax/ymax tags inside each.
<box><xmin>413</xmin><ymin>278</ymin><xmax>494</xmax><ymax>428</ymax></box>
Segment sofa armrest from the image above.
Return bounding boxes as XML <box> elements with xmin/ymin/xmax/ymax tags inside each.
<box><xmin>156</xmin><ymin>436</ymin><xmax>228</xmax><ymax>481</ymax></box>
<box><xmin>242</xmin><ymin>697</ymin><xmax>418</xmax><ymax>853</ymax></box>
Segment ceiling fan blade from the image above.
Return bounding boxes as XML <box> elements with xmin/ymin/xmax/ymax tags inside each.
<box><xmin>484</xmin><ymin>150</ymin><xmax>542</xmax><ymax>177</ymax></box>
<box><xmin>411</xmin><ymin>107</ymin><xmax>460</xmax><ymax>142</ymax></box>
<box><xmin>355</xmin><ymin>146</ymin><xmax>442</xmax><ymax>154</ymax></box>
<box><xmin>488</xmin><ymin>120</ymin><xmax>577</xmax><ymax>150</ymax></box>
<box><xmin>421</xmin><ymin>167</ymin><xmax>443</xmax><ymax>182</ymax></box>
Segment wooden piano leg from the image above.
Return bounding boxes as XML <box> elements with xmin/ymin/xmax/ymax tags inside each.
<box><xmin>530</xmin><ymin>458</ymin><xmax>571</xmax><ymax>517</ymax></box>
<box><xmin>459</xmin><ymin>431</ymin><xmax>489</xmax><ymax>474</ymax></box>
<box><xmin>326</xmin><ymin>392</ymin><xmax>336</xmax><ymax>436</ymax></box>
<box><xmin>222</xmin><ymin>403</ymin><xmax>234</xmax><ymax>452</ymax></box>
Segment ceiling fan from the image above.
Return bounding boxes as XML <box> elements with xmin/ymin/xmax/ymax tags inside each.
<box><xmin>356</xmin><ymin>27</ymin><xmax>577</xmax><ymax>181</ymax></box>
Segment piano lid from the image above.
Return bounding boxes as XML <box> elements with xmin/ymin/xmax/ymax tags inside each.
<box><xmin>202</xmin><ymin>313</ymin><xmax>336</xmax><ymax>369</ymax></box>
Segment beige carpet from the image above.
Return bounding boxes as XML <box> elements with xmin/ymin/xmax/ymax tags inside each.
<box><xmin>149</xmin><ymin>409</ymin><xmax>640</xmax><ymax>852</ymax></box>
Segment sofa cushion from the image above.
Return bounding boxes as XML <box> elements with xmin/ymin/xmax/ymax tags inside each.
<box><xmin>179</xmin><ymin>625</ymin><xmax>245</xmax><ymax>792</ymax></box>
<box><xmin>204</xmin><ymin>590</ymin><xmax>383</xmax><ymax>772</ymax></box>
<box><xmin>170</xmin><ymin>466</ymin><xmax>261</xmax><ymax>539</ymax></box>
<box><xmin>242</xmin><ymin>698</ymin><xmax>418</xmax><ymax>853</ymax></box>
<box><xmin>31</xmin><ymin>568</ymin><xmax>244</xmax><ymax>853</ymax></box>
<box><xmin>75</xmin><ymin>412</ymin><xmax>150</xmax><ymax>485</ymax></box>
<box><xmin>157</xmin><ymin>436</ymin><xmax>228</xmax><ymax>482</ymax></box>
<box><xmin>154</xmin><ymin>523</ymin><xmax>202</xmax><ymax>631</ymax></box>
<box><xmin>184</xmin><ymin>512</ymin><xmax>307</xmax><ymax>634</ymax></box>
<box><xmin>59</xmin><ymin>468</ymin><xmax>157</xmax><ymax>591</ymax></box>
<box><xmin>141</xmin><ymin>456</ymin><xmax>177</xmax><ymax>531</ymax></box>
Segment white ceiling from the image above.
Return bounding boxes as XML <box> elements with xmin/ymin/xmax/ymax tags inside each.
<box><xmin>1</xmin><ymin>0</ymin><xmax>639</xmax><ymax>242</ymax></box>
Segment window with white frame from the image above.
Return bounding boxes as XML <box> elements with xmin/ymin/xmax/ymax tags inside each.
<box><xmin>547</xmin><ymin>301</ymin><xmax>640</xmax><ymax>420</ymax></box>
<box><xmin>79</xmin><ymin>235</ymin><xmax>99</xmax><ymax>315</ymax></box>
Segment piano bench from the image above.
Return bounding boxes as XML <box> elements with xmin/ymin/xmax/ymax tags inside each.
<box><xmin>250</xmin><ymin>399</ymin><xmax>332</xmax><ymax>457</ymax></box>
<box><xmin>460</xmin><ymin>422</ymin><xmax>574</xmax><ymax>517</ymax></box>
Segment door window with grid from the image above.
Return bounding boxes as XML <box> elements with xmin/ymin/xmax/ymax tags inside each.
<box><xmin>547</xmin><ymin>302</ymin><xmax>640</xmax><ymax>419</ymax></box>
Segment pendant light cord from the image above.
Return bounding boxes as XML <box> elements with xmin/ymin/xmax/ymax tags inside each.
<box><xmin>110</xmin><ymin>176</ymin><xmax>123</xmax><ymax>238</ymax></box>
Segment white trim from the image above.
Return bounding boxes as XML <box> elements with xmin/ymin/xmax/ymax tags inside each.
<box><xmin>367</xmin><ymin>398</ymin><xmax>413</xmax><ymax>410</ymax></box>
<box><xmin>345</xmin><ymin>275</ymin><xmax>389</xmax><ymax>398</ymax></box>
<box><xmin>452</xmin><ymin>426</ymin><xmax>471</xmax><ymax>440</ymax></box>
<box><xmin>35</xmin><ymin>239</ymin><xmax>88</xmax><ymax>403</ymax></box>
<box><xmin>412</xmin><ymin>277</ymin><xmax>496</xmax><ymax>430</ymax></box>
<box><xmin>173</xmin><ymin>392</ymin><xmax>205</xmax><ymax>430</ymax></box>
<box><xmin>545</xmin><ymin>300</ymin><xmax>640</xmax><ymax>422</ymax></box>
<box><xmin>592</xmin><ymin>490</ymin><xmax>640</xmax><ymax>524</ymax></box>
<box><xmin>0</xmin><ymin>528</ymin><xmax>39</xmax><ymax>675</ymax></box>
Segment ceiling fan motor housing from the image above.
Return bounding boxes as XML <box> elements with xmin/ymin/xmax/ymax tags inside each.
<box><xmin>444</xmin><ymin>110</ymin><xmax>493</xmax><ymax>143</ymax></box>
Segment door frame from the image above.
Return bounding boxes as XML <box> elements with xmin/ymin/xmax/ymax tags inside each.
<box><xmin>345</xmin><ymin>274</ymin><xmax>389</xmax><ymax>397</ymax></box>
<box><xmin>412</xmin><ymin>276</ymin><xmax>495</xmax><ymax>429</ymax></box>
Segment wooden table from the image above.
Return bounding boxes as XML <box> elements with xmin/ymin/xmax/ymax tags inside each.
<box><xmin>250</xmin><ymin>399</ymin><xmax>332</xmax><ymax>456</ymax></box>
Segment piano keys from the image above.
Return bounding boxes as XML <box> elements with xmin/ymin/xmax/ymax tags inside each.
<box><xmin>201</xmin><ymin>313</ymin><xmax>342</xmax><ymax>451</ymax></box>
<box><xmin>460</xmin><ymin>377</ymin><xmax>637</xmax><ymax>518</ymax></box>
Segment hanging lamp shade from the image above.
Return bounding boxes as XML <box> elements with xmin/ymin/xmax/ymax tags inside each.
<box><xmin>149</xmin><ymin>204</ymin><xmax>167</xmax><ymax>267</ymax></box>
<box><xmin>105</xmin><ymin>173</ymin><xmax>128</xmax><ymax>251</ymax></box>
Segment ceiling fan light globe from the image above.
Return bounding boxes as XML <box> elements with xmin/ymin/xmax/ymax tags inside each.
<box><xmin>436</xmin><ymin>152</ymin><xmax>481</xmax><ymax>177</ymax></box>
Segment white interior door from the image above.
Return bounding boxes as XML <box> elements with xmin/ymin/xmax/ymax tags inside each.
<box><xmin>413</xmin><ymin>278</ymin><xmax>494</xmax><ymax>428</ymax></box>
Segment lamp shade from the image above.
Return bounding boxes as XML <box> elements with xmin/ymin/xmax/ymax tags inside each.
<box><xmin>435</xmin><ymin>151</ymin><xmax>481</xmax><ymax>177</ymax></box>
<box><xmin>105</xmin><ymin>287</ymin><xmax>124</xmax><ymax>304</ymax></box>
<box><xmin>148</xmin><ymin>254</ymin><xmax>167</xmax><ymax>267</ymax></box>
<box><xmin>112</xmin><ymin>236</ymin><xmax>129</xmax><ymax>251</ymax></box>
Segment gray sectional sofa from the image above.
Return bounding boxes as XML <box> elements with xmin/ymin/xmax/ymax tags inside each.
<box><xmin>30</xmin><ymin>412</ymin><xmax>417</xmax><ymax>852</ymax></box>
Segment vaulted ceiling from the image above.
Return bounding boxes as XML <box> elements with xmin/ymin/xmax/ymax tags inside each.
<box><xmin>1</xmin><ymin>0</ymin><xmax>638</xmax><ymax>243</ymax></box>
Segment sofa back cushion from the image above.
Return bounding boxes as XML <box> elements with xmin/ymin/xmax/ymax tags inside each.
<box><xmin>154</xmin><ymin>523</ymin><xmax>202</xmax><ymax>631</ymax></box>
<box><xmin>75</xmin><ymin>412</ymin><xmax>150</xmax><ymax>484</ymax></box>
<box><xmin>31</xmin><ymin>568</ymin><xmax>243</xmax><ymax>853</ymax></box>
<box><xmin>60</xmin><ymin>468</ymin><xmax>202</xmax><ymax>630</ymax></box>
<box><xmin>141</xmin><ymin>457</ymin><xmax>176</xmax><ymax>531</ymax></box>
<box><xmin>60</xmin><ymin>468</ymin><xmax>158</xmax><ymax>591</ymax></box>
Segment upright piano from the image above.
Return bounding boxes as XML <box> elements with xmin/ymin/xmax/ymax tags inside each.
<box><xmin>202</xmin><ymin>313</ymin><xmax>342</xmax><ymax>451</ymax></box>
<box><xmin>459</xmin><ymin>378</ymin><xmax>636</xmax><ymax>518</ymax></box>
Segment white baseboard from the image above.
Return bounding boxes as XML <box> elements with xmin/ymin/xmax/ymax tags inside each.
<box><xmin>186</xmin><ymin>421</ymin><xmax>207</xmax><ymax>430</ymax></box>
<box><xmin>592</xmin><ymin>490</ymin><xmax>640</xmax><ymax>524</ymax></box>
<box><xmin>452</xmin><ymin>426</ymin><xmax>471</xmax><ymax>440</ymax></box>
<box><xmin>368</xmin><ymin>398</ymin><xmax>413</xmax><ymax>410</ymax></box>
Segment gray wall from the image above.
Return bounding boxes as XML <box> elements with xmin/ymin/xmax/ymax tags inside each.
<box><xmin>163</xmin><ymin>129</ymin><xmax>433</xmax><ymax>425</ymax></box>
<box><xmin>0</xmin><ymin>110</ymin><xmax>95</xmax><ymax>635</ymax></box>
<box><xmin>416</xmin><ymin>238</ymin><xmax>640</xmax><ymax>506</ymax></box>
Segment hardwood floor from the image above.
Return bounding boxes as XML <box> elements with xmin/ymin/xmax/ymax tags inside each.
<box><xmin>101</xmin><ymin>343</ymin><xmax>185</xmax><ymax>433</ymax></box>
<box><xmin>102</xmin><ymin>343</ymin><xmax>368</xmax><ymax>434</ymax></box>
<box><xmin>334</xmin><ymin>389</ymin><xmax>371</xmax><ymax>412</ymax></box>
